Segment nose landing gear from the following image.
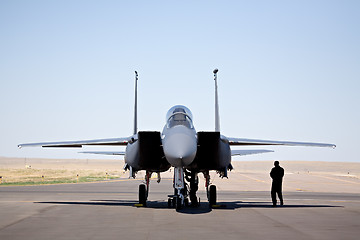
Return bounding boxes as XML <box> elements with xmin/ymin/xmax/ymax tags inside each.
<box><xmin>167</xmin><ymin>167</ymin><xmax>189</xmax><ymax>210</ymax></box>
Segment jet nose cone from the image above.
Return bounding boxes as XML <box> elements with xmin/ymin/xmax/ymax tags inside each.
<box><xmin>164</xmin><ymin>140</ymin><xmax>197</xmax><ymax>167</ymax></box>
<box><xmin>163</xmin><ymin>128</ymin><xmax>197</xmax><ymax>167</ymax></box>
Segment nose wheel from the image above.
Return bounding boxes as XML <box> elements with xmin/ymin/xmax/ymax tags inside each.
<box><xmin>167</xmin><ymin>193</ymin><xmax>189</xmax><ymax>210</ymax></box>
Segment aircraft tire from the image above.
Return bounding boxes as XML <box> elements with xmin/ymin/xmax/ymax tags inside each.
<box><xmin>184</xmin><ymin>198</ymin><xmax>189</xmax><ymax>207</ymax></box>
<box><xmin>172</xmin><ymin>197</ymin><xmax>176</xmax><ymax>207</ymax></box>
<box><xmin>139</xmin><ymin>184</ymin><xmax>147</xmax><ymax>206</ymax></box>
<box><xmin>175</xmin><ymin>197</ymin><xmax>182</xmax><ymax>210</ymax></box>
<box><xmin>209</xmin><ymin>185</ymin><xmax>217</xmax><ymax>207</ymax></box>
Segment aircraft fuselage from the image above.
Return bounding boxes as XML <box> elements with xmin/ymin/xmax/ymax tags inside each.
<box><xmin>125</xmin><ymin>105</ymin><xmax>231</xmax><ymax>175</ymax></box>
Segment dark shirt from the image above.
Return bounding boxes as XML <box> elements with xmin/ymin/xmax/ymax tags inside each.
<box><xmin>270</xmin><ymin>166</ymin><xmax>284</xmax><ymax>183</ymax></box>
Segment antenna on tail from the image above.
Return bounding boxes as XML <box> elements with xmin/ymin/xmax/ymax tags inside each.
<box><xmin>213</xmin><ymin>68</ymin><xmax>220</xmax><ymax>132</ymax></box>
<box><xmin>133</xmin><ymin>71</ymin><xmax>138</xmax><ymax>135</ymax></box>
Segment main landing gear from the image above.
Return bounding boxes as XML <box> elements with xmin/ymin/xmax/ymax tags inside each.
<box><xmin>138</xmin><ymin>184</ymin><xmax>147</xmax><ymax>206</ymax></box>
<box><xmin>138</xmin><ymin>171</ymin><xmax>161</xmax><ymax>206</ymax></box>
<box><xmin>204</xmin><ymin>171</ymin><xmax>217</xmax><ymax>208</ymax></box>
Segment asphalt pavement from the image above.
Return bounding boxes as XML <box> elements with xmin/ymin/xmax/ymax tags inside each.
<box><xmin>0</xmin><ymin>172</ymin><xmax>359</xmax><ymax>240</ymax></box>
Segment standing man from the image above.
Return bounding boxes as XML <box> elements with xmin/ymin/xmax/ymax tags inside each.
<box><xmin>185</xmin><ymin>170</ymin><xmax>199</xmax><ymax>207</ymax></box>
<box><xmin>270</xmin><ymin>161</ymin><xmax>284</xmax><ymax>207</ymax></box>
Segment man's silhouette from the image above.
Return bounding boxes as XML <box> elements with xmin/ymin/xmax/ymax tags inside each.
<box><xmin>270</xmin><ymin>161</ymin><xmax>284</xmax><ymax>207</ymax></box>
<box><xmin>185</xmin><ymin>170</ymin><xmax>199</xmax><ymax>207</ymax></box>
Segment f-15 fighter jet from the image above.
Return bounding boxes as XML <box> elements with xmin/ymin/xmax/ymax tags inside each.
<box><xmin>19</xmin><ymin>69</ymin><xmax>336</xmax><ymax>209</ymax></box>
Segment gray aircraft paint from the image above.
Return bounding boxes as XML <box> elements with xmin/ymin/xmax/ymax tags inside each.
<box><xmin>162</xmin><ymin>106</ymin><xmax>197</xmax><ymax>168</ymax></box>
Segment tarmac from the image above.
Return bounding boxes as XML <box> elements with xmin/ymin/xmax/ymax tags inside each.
<box><xmin>0</xmin><ymin>161</ymin><xmax>360</xmax><ymax>240</ymax></box>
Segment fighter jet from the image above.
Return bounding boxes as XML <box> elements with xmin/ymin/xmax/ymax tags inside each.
<box><xmin>18</xmin><ymin>69</ymin><xmax>336</xmax><ymax>209</ymax></box>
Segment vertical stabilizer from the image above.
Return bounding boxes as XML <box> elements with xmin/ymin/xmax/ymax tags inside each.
<box><xmin>133</xmin><ymin>71</ymin><xmax>138</xmax><ymax>135</ymax></box>
<box><xmin>213</xmin><ymin>69</ymin><xmax>220</xmax><ymax>132</ymax></box>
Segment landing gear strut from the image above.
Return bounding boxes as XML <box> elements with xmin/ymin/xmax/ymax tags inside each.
<box><xmin>168</xmin><ymin>167</ymin><xmax>189</xmax><ymax>210</ymax></box>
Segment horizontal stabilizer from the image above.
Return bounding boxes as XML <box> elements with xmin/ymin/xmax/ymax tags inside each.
<box><xmin>227</xmin><ymin>137</ymin><xmax>336</xmax><ymax>148</ymax></box>
<box><xmin>79</xmin><ymin>151</ymin><xmax>126</xmax><ymax>156</ymax></box>
<box><xmin>231</xmin><ymin>149</ymin><xmax>274</xmax><ymax>156</ymax></box>
<box><xmin>18</xmin><ymin>137</ymin><xmax>130</xmax><ymax>148</ymax></box>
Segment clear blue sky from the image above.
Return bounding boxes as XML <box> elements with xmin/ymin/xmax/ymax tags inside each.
<box><xmin>1</xmin><ymin>0</ymin><xmax>359</xmax><ymax>162</ymax></box>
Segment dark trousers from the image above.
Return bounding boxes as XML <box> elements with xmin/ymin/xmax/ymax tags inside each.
<box><xmin>189</xmin><ymin>182</ymin><xmax>198</xmax><ymax>205</ymax></box>
<box><xmin>271</xmin><ymin>181</ymin><xmax>283</xmax><ymax>206</ymax></box>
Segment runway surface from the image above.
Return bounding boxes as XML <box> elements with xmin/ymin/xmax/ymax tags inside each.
<box><xmin>1</xmin><ymin>170</ymin><xmax>360</xmax><ymax>240</ymax></box>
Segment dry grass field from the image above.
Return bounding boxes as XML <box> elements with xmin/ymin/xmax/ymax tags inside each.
<box><xmin>0</xmin><ymin>157</ymin><xmax>125</xmax><ymax>185</ymax></box>
<box><xmin>0</xmin><ymin>157</ymin><xmax>359</xmax><ymax>187</ymax></box>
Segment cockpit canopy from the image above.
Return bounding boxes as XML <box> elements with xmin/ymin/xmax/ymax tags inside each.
<box><xmin>166</xmin><ymin>105</ymin><xmax>193</xmax><ymax>128</ymax></box>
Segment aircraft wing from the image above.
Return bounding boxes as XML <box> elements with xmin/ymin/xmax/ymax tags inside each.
<box><xmin>79</xmin><ymin>151</ymin><xmax>126</xmax><ymax>155</ymax></box>
<box><xmin>227</xmin><ymin>137</ymin><xmax>336</xmax><ymax>148</ymax></box>
<box><xmin>231</xmin><ymin>149</ymin><xmax>274</xmax><ymax>156</ymax></box>
<box><xmin>18</xmin><ymin>137</ymin><xmax>131</xmax><ymax>148</ymax></box>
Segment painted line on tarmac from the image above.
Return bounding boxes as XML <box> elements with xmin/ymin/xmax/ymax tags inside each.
<box><xmin>55</xmin><ymin>192</ymin><xmax>135</xmax><ymax>195</ymax></box>
<box><xmin>234</xmin><ymin>198</ymin><xmax>360</xmax><ymax>203</ymax></box>
<box><xmin>0</xmin><ymin>177</ymin><xmax>173</xmax><ymax>187</ymax></box>
<box><xmin>311</xmin><ymin>174</ymin><xmax>360</xmax><ymax>185</ymax></box>
<box><xmin>238</xmin><ymin>174</ymin><xmax>267</xmax><ymax>183</ymax></box>
<box><xmin>0</xmin><ymin>178</ymin><xmax>141</xmax><ymax>187</ymax></box>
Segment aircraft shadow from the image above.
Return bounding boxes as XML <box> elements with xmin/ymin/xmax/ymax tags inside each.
<box><xmin>177</xmin><ymin>201</ymin><xmax>342</xmax><ymax>214</ymax></box>
<box><xmin>36</xmin><ymin>200</ymin><xmax>213</xmax><ymax>214</ymax></box>
<box><xmin>215</xmin><ymin>201</ymin><xmax>342</xmax><ymax>210</ymax></box>
<box><xmin>37</xmin><ymin>200</ymin><xmax>138</xmax><ymax>207</ymax></box>
<box><xmin>36</xmin><ymin>200</ymin><xmax>341</xmax><ymax>215</ymax></box>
